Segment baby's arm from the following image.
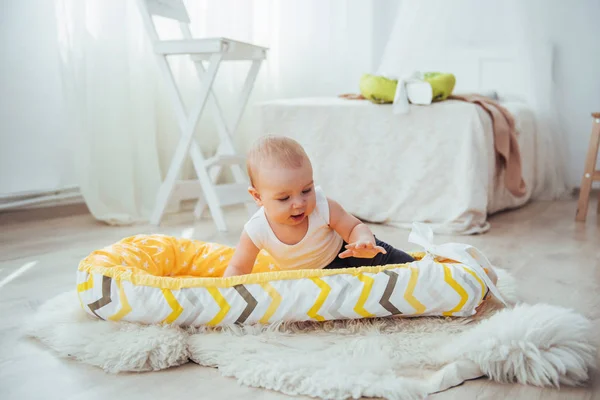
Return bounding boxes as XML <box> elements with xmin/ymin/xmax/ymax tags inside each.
<box><xmin>328</xmin><ymin>198</ymin><xmax>386</xmax><ymax>259</ymax></box>
<box><xmin>223</xmin><ymin>231</ymin><xmax>260</xmax><ymax>277</ymax></box>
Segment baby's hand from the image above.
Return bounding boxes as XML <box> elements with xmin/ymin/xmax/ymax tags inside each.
<box><xmin>339</xmin><ymin>240</ymin><xmax>387</xmax><ymax>259</ymax></box>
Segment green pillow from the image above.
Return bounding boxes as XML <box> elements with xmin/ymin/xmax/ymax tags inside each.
<box><xmin>359</xmin><ymin>74</ymin><xmax>398</xmax><ymax>104</ymax></box>
<box><xmin>423</xmin><ymin>72</ymin><xmax>456</xmax><ymax>102</ymax></box>
<box><xmin>359</xmin><ymin>72</ymin><xmax>456</xmax><ymax>104</ymax></box>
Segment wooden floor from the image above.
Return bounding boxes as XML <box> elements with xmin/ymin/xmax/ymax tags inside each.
<box><xmin>0</xmin><ymin>197</ymin><xmax>599</xmax><ymax>400</ymax></box>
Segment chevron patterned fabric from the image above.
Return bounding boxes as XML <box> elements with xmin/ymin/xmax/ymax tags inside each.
<box><xmin>76</xmin><ymin>234</ymin><xmax>489</xmax><ymax>327</ymax></box>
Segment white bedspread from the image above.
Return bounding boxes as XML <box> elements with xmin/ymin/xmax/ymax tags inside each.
<box><xmin>257</xmin><ymin>97</ymin><xmax>554</xmax><ymax>234</ymax></box>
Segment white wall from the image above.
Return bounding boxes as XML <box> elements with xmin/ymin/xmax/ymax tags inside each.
<box><xmin>371</xmin><ymin>0</ymin><xmax>399</xmax><ymax>75</ymax></box>
<box><xmin>371</xmin><ymin>0</ymin><xmax>600</xmax><ymax>188</ymax></box>
<box><xmin>0</xmin><ymin>0</ymin><xmax>74</xmax><ymax>197</ymax></box>
<box><xmin>542</xmin><ymin>0</ymin><xmax>600</xmax><ymax>186</ymax></box>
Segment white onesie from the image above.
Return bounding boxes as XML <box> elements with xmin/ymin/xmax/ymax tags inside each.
<box><xmin>244</xmin><ymin>186</ymin><xmax>344</xmax><ymax>270</ymax></box>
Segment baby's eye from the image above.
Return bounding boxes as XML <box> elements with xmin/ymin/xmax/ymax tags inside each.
<box><xmin>302</xmin><ymin>188</ymin><xmax>312</xmax><ymax>194</ymax></box>
<box><xmin>277</xmin><ymin>197</ymin><xmax>289</xmax><ymax>202</ymax></box>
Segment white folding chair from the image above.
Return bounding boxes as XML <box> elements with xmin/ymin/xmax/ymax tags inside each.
<box><xmin>136</xmin><ymin>0</ymin><xmax>266</xmax><ymax>231</ymax></box>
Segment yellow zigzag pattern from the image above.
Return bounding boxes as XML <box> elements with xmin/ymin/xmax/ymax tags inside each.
<box><xmin>161</xmin><ymin>288</ymin><xmax>183</xmax><ymax>324</ymax></box>
<box><xmin>108</xmin><ymin>280</ymin><xmax>132</xmax><ymax>321</ymax></box>
<box><xmin>76</xmin><ymin>272</ymin><xmax>95</xmax><ymax>310</ymax></box>
<box><xmin>308</xmin><ymin>277</ymin><xmax>331</xmax><ymax>321</ymax></box>
<box><xmin>404</xmin><ymin>267</ymin><xmax>426</xmax><ymax>314</ymax></box>
<box><xmin>207</xmin><ymin>287</ymin><xmax>230</xmax><ymax>326</ymax></box>
<box><xmin>354</xmin><ymin>273</ymin><xmax>375</xmax><ymax>318</ymax></box>
<box><xmin>462</xmin><ymin>266</ymin><xmax>485</xmax><ymax>302</ymax></box>
<box><xmin>259</xmin><ymin>282</ymin><xmax>282</xmax><ymax>324</ymax></box>
<box><xmin>77</xmin><ymin>272</ymin><xmax>94</xmax><ymax>292</ymax></box>
<box><xmin>442</xmin><ymin>264</ymin><xmax>469</xmax><ymax>316</ymax></box>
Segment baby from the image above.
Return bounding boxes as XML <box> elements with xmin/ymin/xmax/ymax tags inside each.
<box><xmin>223</xmin><ymin>135</ymin><xmax>415</xmax><ymax>277</ymax></box>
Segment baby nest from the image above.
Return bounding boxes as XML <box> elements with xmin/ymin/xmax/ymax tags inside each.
<box><xmin>76</xmin><ymin>233</ymin><xmax>491</xmax><ymax>327</ymax></box>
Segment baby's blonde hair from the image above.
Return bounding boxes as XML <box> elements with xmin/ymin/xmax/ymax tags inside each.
<box><xmin>246</xmin><ymin>135</ymin><xmax>309</xmax><ymax>187</ymax></box>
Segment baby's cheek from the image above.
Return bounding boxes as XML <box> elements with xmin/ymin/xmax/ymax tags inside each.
<box><xmin>277</xmin><ymin>204</ymin><xmax>290</xmax><ymax>218</ymax></box>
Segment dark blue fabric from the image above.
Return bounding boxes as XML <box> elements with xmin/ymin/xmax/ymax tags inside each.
<box><xmin>324</xmin><ymin>236</ymin><xmax>415</xmax><ymax>269</ymax></box>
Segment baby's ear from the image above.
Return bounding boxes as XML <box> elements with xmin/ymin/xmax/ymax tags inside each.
<box><xmin>248</xmin><ymin>186</ymin><xmax>262</xmax><ymax>206</ymax></box>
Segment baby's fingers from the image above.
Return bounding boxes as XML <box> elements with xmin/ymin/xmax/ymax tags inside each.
<box><xmin>375</xmin><ymin>246</ymin><xmax>387</xmax><ymax>254</ymax></box>
<box><xmin>338</xmin><ymin>249</ymin><xmax>354</xmax><ymax>259</ymax></box>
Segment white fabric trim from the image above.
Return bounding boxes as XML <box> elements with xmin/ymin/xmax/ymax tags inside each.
<box><xmin>408</xmin><ymin>222</ymin><xmax>507</xmax><ymax>306</ymax></box>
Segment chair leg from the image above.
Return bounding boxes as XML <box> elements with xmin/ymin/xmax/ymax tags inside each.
<box><xmin>150</xmin><ymin>53</ymin><xmax>223</xmax><ymax>226</ymax></box>
<box><xmin>575</xmin><ymin>117</ymin><xmax>600</xmax><ymax>222</ymax></box>
<box><xmin>151</xmin><ymin>133</ymin><xmax>194</xmax><ymax>225</ymax></box>
<box><xmin>189</xmin><ymin>145</ymin><xmax>228</xmax><ymax>232</ymax></box>
<box><xmin>192</xmin><ymin>59</ymin><xmax>263</xmax><ymax>220</ymax></box>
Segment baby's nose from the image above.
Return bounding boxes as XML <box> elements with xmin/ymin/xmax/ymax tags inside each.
<box><xmin>292</xmin><ymin>198</ymin><xmax>306</xmax><ymax>209</ymax></box>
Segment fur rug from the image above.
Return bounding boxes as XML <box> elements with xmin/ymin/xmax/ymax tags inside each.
<box><xmin>24</xmin><ymin>269</ymin><xmax>597</xmax><ymax>400</ymax></box>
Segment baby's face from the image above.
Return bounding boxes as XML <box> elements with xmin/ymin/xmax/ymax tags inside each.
<box><xmin>250</xmin><ymin>160</ymin><xmax>316</xmax><ymax>227</ymax></box>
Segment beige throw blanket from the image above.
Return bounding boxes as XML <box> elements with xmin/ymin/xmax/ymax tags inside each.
<box><xmin>450</xmin><ymin>94</ymin><xmax>527</xmax><ymax>197</ymax></box>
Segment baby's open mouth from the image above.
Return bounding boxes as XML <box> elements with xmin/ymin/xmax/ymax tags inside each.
<box><xmin>290</xmin><ymin>212</ymin><xmax>305</xmax><ymax>221</ymax></box>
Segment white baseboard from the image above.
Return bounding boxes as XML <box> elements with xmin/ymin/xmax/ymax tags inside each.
<box><xmin>0</xmin><ymin>188</ymin><xmax>84</xmax><ymax>211</ymax></box>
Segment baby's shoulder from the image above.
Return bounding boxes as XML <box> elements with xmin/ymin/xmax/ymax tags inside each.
<box><xmin>243</xmin><ymin>207</ymin><xmax>268</xmax><ymax>247</ymax></box>
<box><xmin>313</xmin><ymin>189</ymin><xmax>335</xmax><ymax>225</ymax></box>
<box><xmin>244</xmin><ymin>207</ymin><xmax>267</xmax><ymax>230</ymax></box>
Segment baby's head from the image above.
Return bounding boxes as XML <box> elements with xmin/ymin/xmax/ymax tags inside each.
<box><xmin>246</xmin><ymin>135</ymin><xmax>316</xmax><ymax>226</ymax></box>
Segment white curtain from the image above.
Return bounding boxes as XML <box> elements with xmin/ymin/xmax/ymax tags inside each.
<box><xmin>54</xmin><ymin>0</ymin><xmax>375</xmax><ymax>225</ymax></box>
<box><xmin>377</xmin><ymin>0</ymin><xmax>571</xmax><ymax>200</ymax></box>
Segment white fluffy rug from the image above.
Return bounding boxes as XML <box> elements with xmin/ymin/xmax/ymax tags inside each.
<box><xmin>24</xmin><ymin>269</ymin><xmax>597</xmax><ymax>400</ymax></box>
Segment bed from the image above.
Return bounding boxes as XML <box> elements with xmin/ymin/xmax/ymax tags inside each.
<box><xmin>256</xmin><ymin>46</ymin><xmax>568</xmax><ymax>234</ymax></box>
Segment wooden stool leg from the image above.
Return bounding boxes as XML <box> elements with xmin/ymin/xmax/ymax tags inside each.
<box><xmin>597</xmin><ymin>183</ymin><xmax>600</xmax><ymax>214</ymax></box>
<box><xmin>576</xmin><ymin>117</ymin><xmax>600</xmax><ymax>221</ymax></box>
